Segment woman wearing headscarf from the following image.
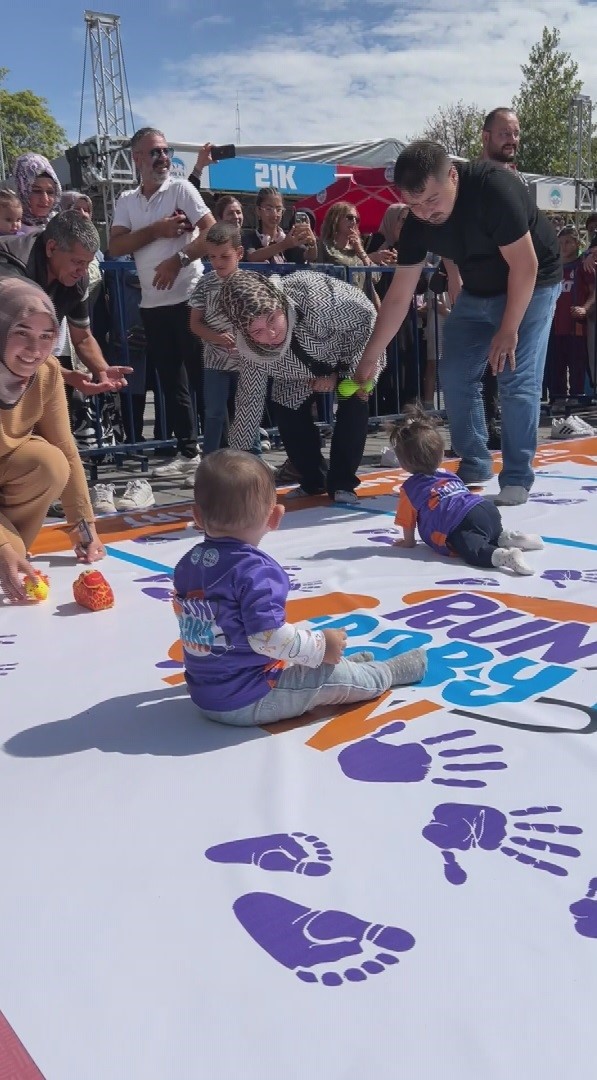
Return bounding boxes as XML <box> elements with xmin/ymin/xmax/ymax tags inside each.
<box><xmin>13</xmin><ymin>153</ymin><xmax>62</xmax><ymax>234</ymax></box>
<box><xmin>218</xmin><ymin>269</ymin><xmax>385</xmax><ymax>503</ymax></box>
<box><xmin>0</xmin><ymin>279</ymin><xmax>105</xmax><ymax>602</ymax></box>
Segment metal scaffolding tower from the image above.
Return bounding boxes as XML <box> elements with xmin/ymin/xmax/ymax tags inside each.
<box><xmin>78</xmin><ymin>10</ymin><xmax>136</xmax><ymax>225</ymax></box>
<box><xmin>567</xmin><ymin>94</ymin><xmax>595</xmax><ymax>214</ymax></box>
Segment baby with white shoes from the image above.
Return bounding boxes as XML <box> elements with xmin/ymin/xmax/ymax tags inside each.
<box><xmin>390</xmin><ymin>406</ymin><xmax>543</xmax><ymax>575</ymax></box>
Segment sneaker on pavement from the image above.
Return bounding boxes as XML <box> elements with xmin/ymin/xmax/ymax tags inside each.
<box><xmin>151</xmin><ymin>453</ymin><xmax>201</xmax><ymax>478</ymax></box>
<box><xmin>284</xmin><ymin>485</ymin><xmax>328</xmax><ymax>500</ymax></box>
<box><xmin>90</xmin><ymin>483</ymin><xmax>117</xmax><ymax>515</ymax></box>
<box><xmin>275</xmin><ymin>458</ymin><xmax>302</xmax><ymax>485</ymax></box>
<box><xmin>334</xmin><ymin>490</ymin><xmax>359</xmax><ymax>506</ymax></box>
<box><xmin>494</xmin><ymin>485</ymin><xmax>529</xmax><ymax>506</ymax></box>
<box><xmin>114</xmin><ymin>479</ymin><xmax>155</xmax><ymax>511</ymax></box>
<box><xmin>47</xmin><ymin>500</ymin><xmax>66</xmax><ymax>519</ymax></box>
<box><xmin>551</xmin><ymin>415</ymin><xmax>594</xmax><ymax>439</ymax></box>
<box><xmin>259</xmin><ymin>428</ymin><xmax>272</xmax><ymax>452</ymax></box>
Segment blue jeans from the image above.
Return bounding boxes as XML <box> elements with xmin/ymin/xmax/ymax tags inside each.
<box><xmin>440</xmin><ymin>284</ymin><xmax>560</xmax><ymax>489</ymax></box>
<box><xmin>200</xmin><ymin>658</ymin><xmax>393</xmax><ymax>727</ymax></box>
<box><xmin>203</xmin><ymin>368</ymin><xmax>261</xmax><ymax>457</ymax></box>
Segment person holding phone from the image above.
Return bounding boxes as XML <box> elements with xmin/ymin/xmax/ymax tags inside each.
<box><xmin>242</xmin><ymin>188</ymin><xmax>316</xmax><ymax>264</ymax></box>
<box><xmin>109</xmin><ymin>127</ymin><xmax>216</xmax><ymax>480</ymax></box>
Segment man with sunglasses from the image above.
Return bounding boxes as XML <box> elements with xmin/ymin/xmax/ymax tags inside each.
<box><xmin>110</xmin><ymin>127</ymin><xmax>216</xmax><ymax>479</ymax></box>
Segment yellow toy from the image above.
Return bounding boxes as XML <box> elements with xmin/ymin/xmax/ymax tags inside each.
<box><xmin>337</xmin><ymin>378</ymin><xmax>375</xmax><ymax>398</ymax></box>
<box><xmin>23</xmin><ymin>571</ymin><xmax>50</xmax><ymax>602</ymax></box>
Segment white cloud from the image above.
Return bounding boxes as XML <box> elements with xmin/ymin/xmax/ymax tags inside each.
<box><xmin>193</xmin><ymin>14</ymin><xmax>233</xmax><ymax>28</ymax></box>
<box><xmin>132</xmin><ymin>1</ymin><xmax>597</xmax><ymax>147</ymax></box>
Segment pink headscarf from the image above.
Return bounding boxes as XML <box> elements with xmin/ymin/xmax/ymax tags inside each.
<box><xmin>14</xmin><ymin>153</ymin><xmax>62</xmax><ymax>227</ymax></box>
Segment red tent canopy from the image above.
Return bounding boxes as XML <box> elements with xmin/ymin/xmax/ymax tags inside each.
<box><xmin>296</xmin><ymin>166</ymin><xmax>403</xmax><ymax>234</ymax></box>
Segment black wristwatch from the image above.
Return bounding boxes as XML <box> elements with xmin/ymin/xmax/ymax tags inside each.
<box><xmin>177</xmin><ymin>250</ymin><xmax>191</xmax><ymax>267</ymax></box>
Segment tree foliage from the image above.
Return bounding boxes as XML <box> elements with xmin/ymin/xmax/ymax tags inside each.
<box><xmin>0</xmin><ymin>68</ymin><xmax>67</xmax><ymax>174</ymax></box>
<box><xmin>417</xmin><ymin>100</ymin><xmax>485</xmax><ymax>160</ymax></box>
<box><xmin>512</xmin><ymin>27</ymin><xmax>583</xmax><ymax>175</ymax></box>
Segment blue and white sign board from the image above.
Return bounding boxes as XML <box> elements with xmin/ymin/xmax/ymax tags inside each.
<box><xmin>169</xmin><ymin>153</ymin><xmax>335</xmax><ymax>195</ymax></box>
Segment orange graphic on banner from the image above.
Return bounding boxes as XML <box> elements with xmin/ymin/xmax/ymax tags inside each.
<box><xmin>306</xmin><ymin>696</ymin><xmax>442</xmax><ymax>751</ymax></box>
<box><xmin>402</xmin><ymin>589</ymin><xmax>597</xmax><ymax>625</ymax></box>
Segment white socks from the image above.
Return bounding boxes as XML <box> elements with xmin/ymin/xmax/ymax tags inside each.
<box><xmin>498</xmin><ymin>530</ymin><xmax>544</xmax><ymax>552</ymax></box>
<box><xmin>491</xmin><ymin>547</ymin><xmax>534</xmax><ymax>575</ymax></box>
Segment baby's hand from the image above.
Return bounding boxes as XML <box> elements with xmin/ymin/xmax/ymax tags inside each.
<box><xmin>322</xmin><ymin>628</ymin><xmax>347</xmax><ymax>665</ymax></box>
<box><xmin>393</xmin><ymin>537</ymin><xmax>416</xmax><ymax>548</ymax></box>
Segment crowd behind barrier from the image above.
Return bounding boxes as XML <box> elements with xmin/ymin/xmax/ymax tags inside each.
<box><xmin>75</xmin><ymin>257</ymin><xmax>597</xmax><ymax>476</ymax></box>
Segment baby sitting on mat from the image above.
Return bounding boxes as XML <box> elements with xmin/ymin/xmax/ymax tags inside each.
<box><xmin>172</xmin><ymin>449</ymin><xmax>426</xmax><ymax>726</ymax></box>
<box><xmin>390</xmin><ymin>406</ymin><xmax>543</xmax><ymax>574</ymax></box>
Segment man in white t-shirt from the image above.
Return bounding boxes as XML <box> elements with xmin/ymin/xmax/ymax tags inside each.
<box><xmin>110</xmin><ymin>127</ymin><xmax>215</xmax><ymax>478</ymax></box>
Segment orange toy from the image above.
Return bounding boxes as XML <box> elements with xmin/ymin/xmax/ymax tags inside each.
<box><xmin>72</xmin><ymin>569</ymin><xmax>114</xmax><ymax>611</ymax></box>
<box><xmin>23</xmin><ymin>571</ymin><xmax>50</xmax><ymax>602</ymax></box>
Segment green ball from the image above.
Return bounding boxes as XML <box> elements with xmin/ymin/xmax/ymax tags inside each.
<box><xmin>337</xmin><ymin>378</ymin><xmax>374</xmax><ymax>398</ymax></box>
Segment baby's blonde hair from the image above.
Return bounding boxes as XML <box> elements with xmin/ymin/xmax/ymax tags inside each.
<box><xmin>193</xmin><ymin>449</ymin><xmax>276</xmax><ymax>532</ymax></box>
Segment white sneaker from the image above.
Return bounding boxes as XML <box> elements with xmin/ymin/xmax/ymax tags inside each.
<box><xmin>498</xmin><ymin>529</ymin><xmax>543</xmax><ymax>552</ymax></box>
<box><xmin>259</xmin><ymin>428</ymin><xmax>272</xmax><ymax>452</ymax></box>
<box><xmin>568</xmin><ymin>414</ymin><xmax>595</xmax><ymax>434</ymax></box>
<box><xmin>334</xmin><ymin>490</ymin><xmax>359</xmax><ymax>506</ymax></box>
<box><xmin>380</xmin><ymin>446</ymin><xmax>400</xmax><ymax>467</ymax></box>
<box><xmin>551</xmin><ymin>415</ymin><xmax>594</xmax><ymax>439</ymax></box>
<box><xmin>90</xmin><ymin>483</ymin><xmax>117</xmax><ymax>515</ymax></box>
<box><xmin>151</xmin><ymin>453</ymin><xmax>201</xmax><ymax>478</ymax></box>
<box><xmin>491</xmin><ymin>547</ymin><xmax>533</xmax><ymax>575</ymax></box>
<box><xmin>114</xmin><ymin>479</ymin><xmax>155</xmax><ymax>511</ymax></box>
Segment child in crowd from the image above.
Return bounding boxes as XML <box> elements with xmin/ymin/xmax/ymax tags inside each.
<box><xmin>390</xmin><ymin>407</ymin><xmax>543</xmax><ymax>575</ymax></box>
<box><xmin>172</xmin><ymin>450</ymin><xmax>427</xmax><ymax>726</ymax></box>
<box><xmin>0</xmin><ymin>189</ymin><xmax>23</xmax><ymax>236</ymax></box>
<box><xmin>189</xmin><ymin>223</ymin><xmax>261</xmax><ymax>458</ymax></box>
<box><xmin>548</xmin><ymin>226</ymin><xmax>594</xmax><ymax>402</ymax></box>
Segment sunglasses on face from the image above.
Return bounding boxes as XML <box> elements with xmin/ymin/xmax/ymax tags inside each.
<box><xmin>149</xmin><ymin>147</ymin><xmax>174</xmax><ymax>161</ymax></box>
<box><xmin>345</xmin><ymin>214</ymin><xmax>360</xmax><ymax>224</ymax></box>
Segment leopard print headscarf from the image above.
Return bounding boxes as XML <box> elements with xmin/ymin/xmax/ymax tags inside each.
<box><xmin>218</xmin><ymin>270</ymin><xmax>291</xmax><ymax>359</ymax></box>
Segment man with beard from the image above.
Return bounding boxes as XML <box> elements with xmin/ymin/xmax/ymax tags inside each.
<box><xmin>355</xmin><ymin>141</ymin><xmax>562</xmax><ymax>505</ymax></box>
<box><xmin>109</xmin><ymin>127</ymin><xmax>215</xmax><ymax>480</ymax></box>
<box><xmin>479</xmin><ymin>108</ymin><xmax>523</xmax><ymax>449</ymax></box>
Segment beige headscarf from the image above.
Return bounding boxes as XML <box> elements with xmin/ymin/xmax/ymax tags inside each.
<box><xmin>0</xmin><ymin>279</ymin><xmax>58</xmax><ymax>405</ymax></box>
<box><xmin>219</xmin><ymin>270</ymin><xmax>292</xmax><ymax>360</ymax></box>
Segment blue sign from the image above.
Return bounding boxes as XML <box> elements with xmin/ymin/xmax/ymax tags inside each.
<box><xmin>206</xmin><ymin>157</ymin><xmax>336</xmax><ymax>195</ymax></box>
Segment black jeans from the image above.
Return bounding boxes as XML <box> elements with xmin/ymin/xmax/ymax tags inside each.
<box><xmin>139</xmin><ymin>302</ymin><xmax>199</xmax><ymax>458</ymax></box>
<box><xmin>275</xmin><ymin>392</ymin><xmax>369</xmax><ymax>496</ymax></box>
<box><xmin>447</xmin><ymin>500</ymin><xmax>503</xmax><ymax>568</ymax></box>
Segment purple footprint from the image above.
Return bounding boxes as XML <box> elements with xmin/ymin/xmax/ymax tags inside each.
<box><xmin>205</xmin><ymin>832</ymin><xmax>333</xmax><ymax>876</ymax></box>
<box><xmin>570</xmin><ymin>878</ymin><xmax>597</xmax><ymax>939</ymax></box>
<box><xmin>233</xmin><ymin>892</ymin><xmax>415</xmax><ymax>986</ymax></box>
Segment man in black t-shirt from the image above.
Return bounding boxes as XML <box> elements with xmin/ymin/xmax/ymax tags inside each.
<box><xmin>357</xmin><ymin>140</ymin><xmax>562</xmax><ymax>504</ymax></box>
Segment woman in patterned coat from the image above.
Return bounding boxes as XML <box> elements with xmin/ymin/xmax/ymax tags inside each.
<box><xmin>218</xmin><ymin>269</ymin><xmax>385</xmax><ymax>503</ymax></box>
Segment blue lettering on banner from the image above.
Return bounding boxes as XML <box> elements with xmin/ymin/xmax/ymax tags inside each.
<box><xmin>206</xmin><ymin>157</ymin><xmax>336</xmax><ymax>194</ymax></box>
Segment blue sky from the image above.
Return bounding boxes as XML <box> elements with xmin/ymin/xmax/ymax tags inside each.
<box><xmin>2</xmin><ymin>0</ymin><xmax>597</xmax><ymax>149</ymax></box>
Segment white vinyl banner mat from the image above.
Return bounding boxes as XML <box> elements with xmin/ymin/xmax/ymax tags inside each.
<box><xmin>1</xmin><ymin>440</ymin><xmax>597</xmax><ymax>1080</ymax></box>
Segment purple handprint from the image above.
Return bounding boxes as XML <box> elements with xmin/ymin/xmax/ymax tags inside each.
<box><xmin>0</xmin><ymin>634</ymin><xmax>16</xmax><ymax>645</ymax></box>
<box><xmin>0</xmin><ymin>662</ymin><xmax>17</xmax><ymax>676</ymax></box>
<box><xmin>541</xmin><ymin>569</ymin><xmax>597</xmax><ymax>590</ymax></box>
<box><xmin>338</xmin><ymin>723</ymin><xmax>506</xmax><ymax>789</ymax></box>
<box><xmin>423</xmin><ymin>803</ymin><xmax>582</xmax><ymax>885</ymax></box>
<box><xmin>206</xmin><ymin>832</ymin><xmax>332</xmax><ymax>876</ymax></box>
<box><xmin>569</xmin><ymin>878</ymin><xmax>597</xmax><ymax>939</ymax></box>
<box><xmin>529</xmin><ymin>492</ymin><xmax>585</xmax><ymax>505</ymax></box>
<box><xmin>233</xmin><ymin>893</ymin><xmax>415</xmax><ymax>986</ymax></box>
